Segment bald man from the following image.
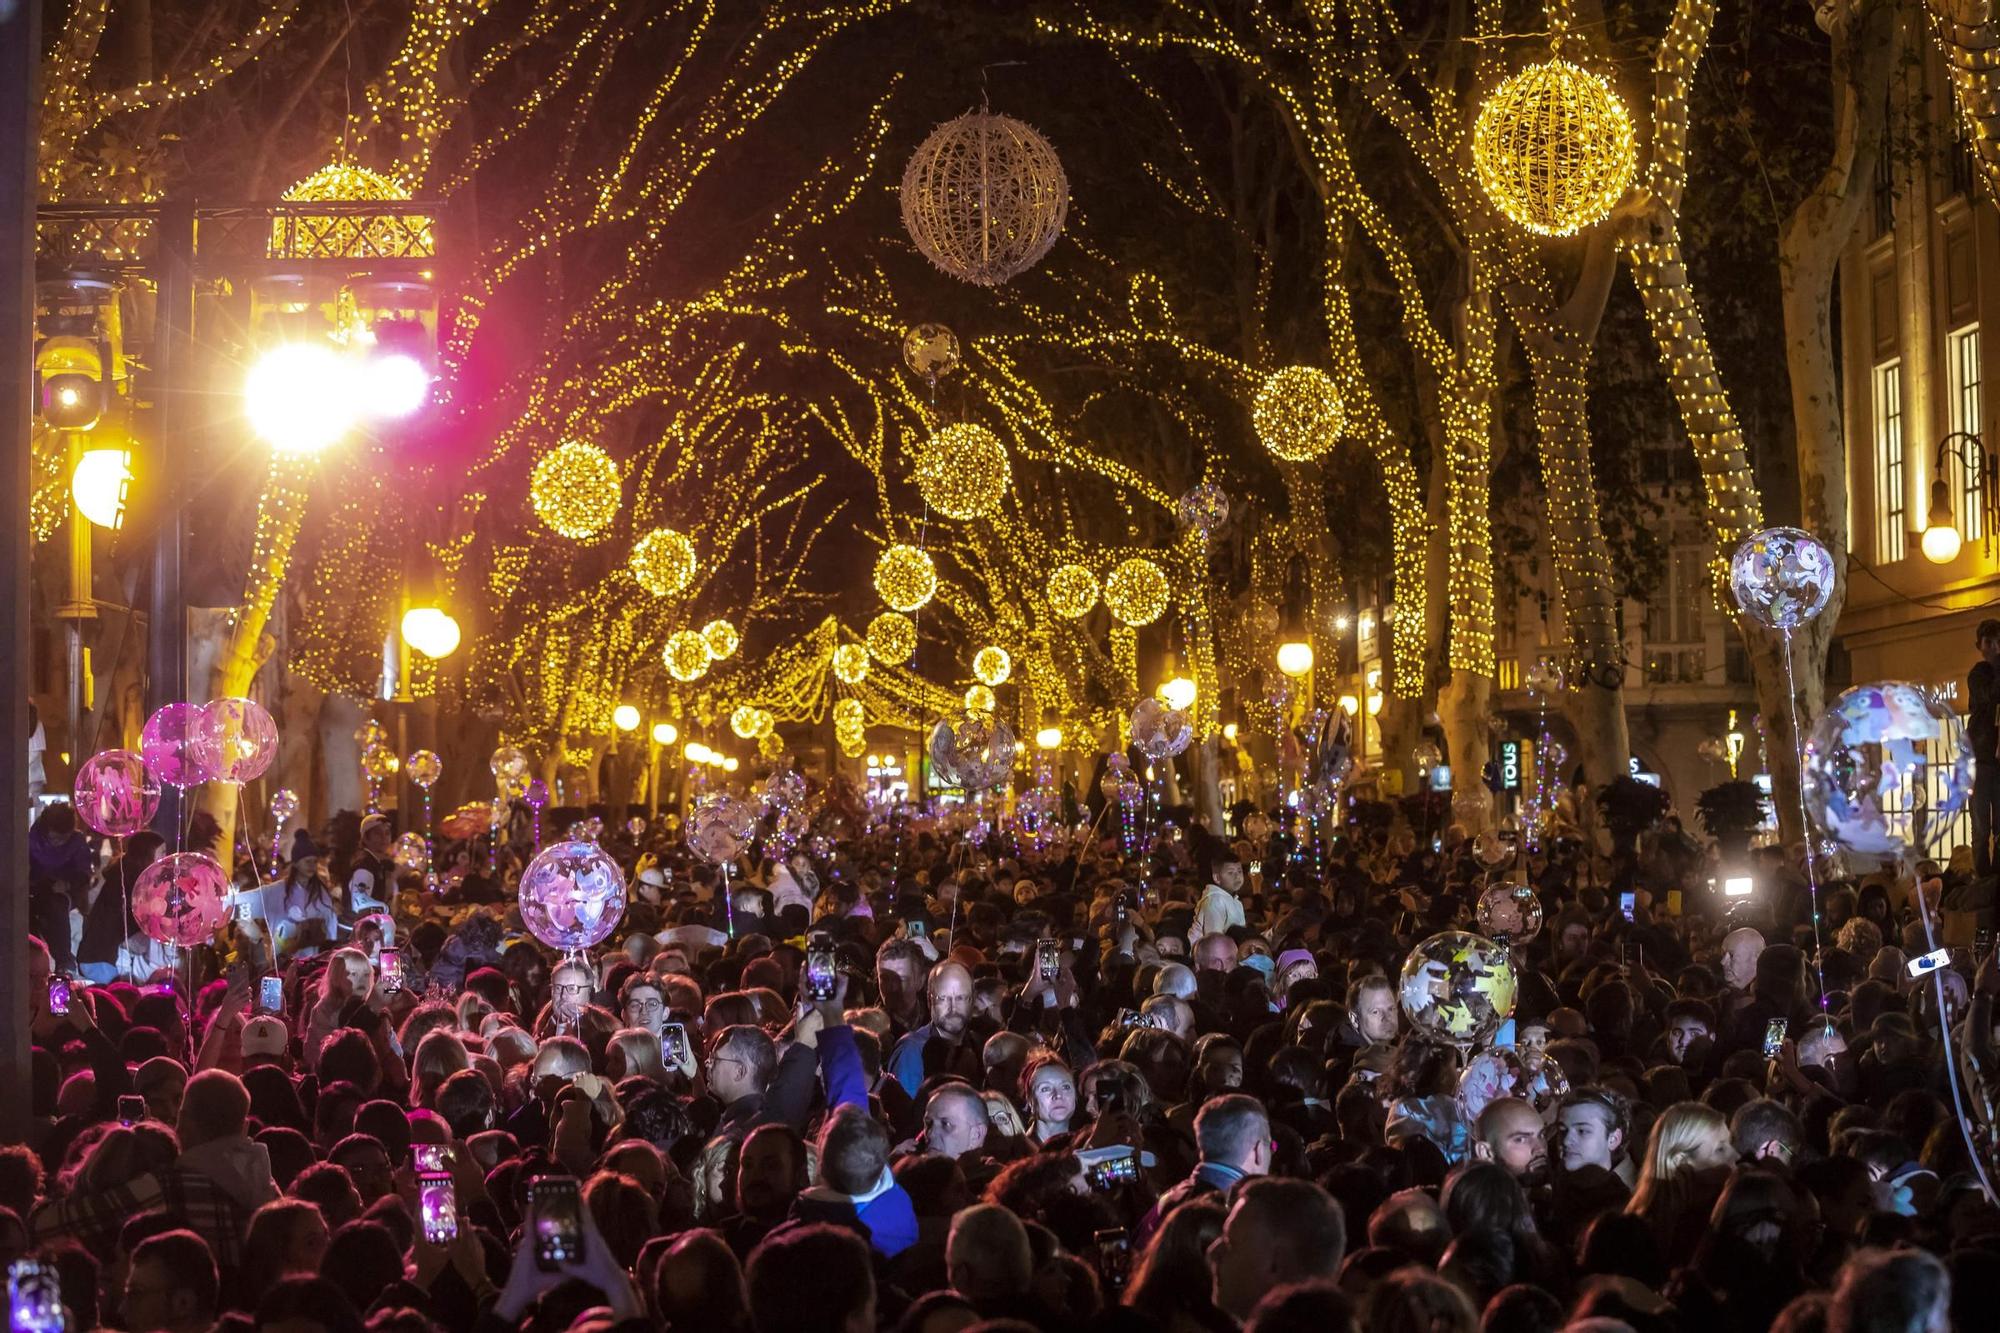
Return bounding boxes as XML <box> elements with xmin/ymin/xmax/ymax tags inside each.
<box><xmin>1720</xmin><ymin>927</ymin><xmax>1765</xmax><ymax>995</ymax></box>
<box><xmin>887</xmin><ymin>960</ymin><xmax>974</xmax><ymax>1094</ymax></box>
<box><xmin>1472</xmin><ymin>1097</ymin><xmax>1549</xmax><ymax>1185</ymax></box>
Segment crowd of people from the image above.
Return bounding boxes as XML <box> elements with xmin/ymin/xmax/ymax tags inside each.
<box><xmin>13</xmin><ymin>777</ymin><xmax>2000</xmax><ymax>1333</ymax></box>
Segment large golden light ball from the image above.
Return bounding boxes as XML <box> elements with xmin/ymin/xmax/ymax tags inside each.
<box><xmin>1046</xmin><ymin>563</ymin><xmax>1099</xmax><ymax>619</ymax></box>
<box><xmin>834</xmin><ymin>698</ymin><xmax>866</xmax><ymax>729</ymax></box>
<box><xmin>1104</xmin><ymin>557</ymin><xmax>1170</xmax><ymax>627</ymax></box>
<box><xmin>630</xmin><ymin>527</ymin><xmax>697</xmax><ymax>597</ymax></box>
<box><xmin>730</xmin><ymin>706</ymin><xmax>761</xmax><ymax>739</ymax></box>
<box><xmin>662</xmin><ymin>629</ymin><xmax>712</xmax><ymax>682</ymax></box>
<box><xmin>532</xmin><ymin>442</ymin><xmax>622</xmax><ymax>539</ymax></box>
<box><xmin>973</xmin><ymin>646</ymin><xmax>1012</xmax><ymax>688</ymax></box>
<box><xmin>751</xmin><ymin>709</ymin><xmax>775</xmax><ymax>739</ymax></box>
<box><xmin>1472</xmin><ymin>57</ymin><xmax>1637</xmax><ymax>237</ymax></box>
<box><xmin>868</xmin><ymin>612</ymin><xmax>918</xmax><ymax>664</ymax></box>
<box><xmin>832</xmin><ymin>642</ymin><xmax>871</xmax><ymax>685</ymax></box>
<box><xmin>964</xmin><ymin>684</ymin><xmax>997</xmax><ymax>716</ymax></box>
<box><xmin>875</xmin><ymin>544</ymin><xmax>937</xmax><ymax>612</ymax></box>
<box><xmin>915</xmin><ymin>423</ymin><xmax>1011</xmax><ymax>520</ymax></box>
<box><xmin>701</xmin><ymin>618</ymin><xmax>741</xmax><ymax>661</ymax></box>
<box><xmin>1253</xmin><ymin>366</ymin><xmax>1344</xmax><ymax>463</ymax></box>
<box><xmin>901</xmin><ymin>111</ymin><xmax>1069</xmax><ymax>287</ymax></box>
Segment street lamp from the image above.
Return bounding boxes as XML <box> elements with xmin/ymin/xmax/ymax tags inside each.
<box><xmin>71</xmin><ymin>447</ymin><xmax>132</xmax><ymax>529</ymax></box>
<box><xmin>1035</xmin><ymin>707</ymin><xmax>1064</xmax><ymax>750</ymax></box>
<box><xmin>399</xmin><ymin>606</ymin><xmax>461</xmax><ymax>659</ymax></box>
<box><xmin>1276</xmin><ymin>641</ymin><xmax>1315</xmax><ymax>677</ymax></box>
<box><xmin>651</xmin><ymin>722</ymin><xmax>678</xmax><ymax>746</ymax></box>
<box><xmin>245</xmin><ymin>342</ymin><xmax>358</xmax><ymax>453</ymax></box>
<box><xmin>1921</xmin><ymin>430</ymin><xmax>1997</xmax><ymax>563</ymax></box>
<box><xmin>1159</xmin><ymin>676</ymin><xmax>1197</xmax><ymax>711</ymax></box>
<box><xmin>613</xmin><ymin>705</ymin><xmax>641</xmax><ymax>732</ymax></box>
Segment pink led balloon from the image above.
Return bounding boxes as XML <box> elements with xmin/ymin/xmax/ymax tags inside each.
<box><xmin>191</xmin><ymin>697</ymin><xmax>279</xmax><ymax>784</ymax></box>
<box><xmin>518</xmin><ymin>840</ymin><xmax>626</xmax><ymax>951</ymax></box>
<box><xmin>141</xmin><ymin>702</ymin><xmax>213</xmax><ymax>787</ymax></box>
<box><xmin>132</xmin><ymin>852</ymin><xmax>229</xmax><ymax>946</ymax></box>
<box><xmin>73</xmin><ymin>749</ymin><xmax>161</xmax><ymax>837</ymax></box>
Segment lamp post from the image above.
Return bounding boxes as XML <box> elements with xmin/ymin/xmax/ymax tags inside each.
<box><xmin>1921</xmin><ymin>430</ymin><xmax>1998</xmax><ymax>563</ymax></box>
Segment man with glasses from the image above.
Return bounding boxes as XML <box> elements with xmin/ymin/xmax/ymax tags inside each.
<box><xmin>548</xmin><ymin>961</ymin><xmax>594</xmax><ymax>1033</ymax></box>
<box><xmin>619</xmin><ymin>974</ymin><xmax>668</xmax><ymax>1041</ymax></box>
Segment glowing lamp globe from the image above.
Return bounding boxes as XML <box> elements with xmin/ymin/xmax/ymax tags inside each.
<box><xmin>531</xmin><ymin>442</ymin><xmax>621</xmax><ymax>539</ymax></box>
<box><xmin>651</xmin><ymin>722</ymin><xmax>679</xmax><ymax>746</ymax></box>
<box><xmin>1277</xmin><ymin>640</ymin><xmax>1315</xmax><ymax>677</ymax></box>
<box><xmin>915</xmin><ymin>423</ymin><xmax>1011</xmax><ymax>520</ymax></box>
<box><xmin>1472</xmin><ymin>56</ymin><xmax>1637</xmax><ymax>238</ymax></box>
<box><xmin>973</xmin><ymin>646</ymin><xmax>1012</xmax><ymax>687</ymax></box>
<box><xmin>1046</xmin><ymin>564</ymin><xmax>1099</xmax><ymax>618</ymax></box>
<box><xmin>684</xmin><ymin>741</ymin><xmax>712</xmax><ymax>764</ymax></box>
<box><xmin>400</xmin><ymin>606</ymin><xmax>461</xmax><ymax>659</ymax></box>
<box><xmin>1104</xmin><ymin>558</ymin><xmax>1170</xmax><ymax>627</ymax></box>
<box><xmin>359</xmin><ymin>352</ymin><xmax>431</xmax><ymax>419</ymax></box>
<box><xmin>613</xmin><ymin>705</ymin><xmax>642</xmax><ymax>732</ymax></box>
<box><xmin>72</xmin><ymin>448</ymin><xmax>133</xmax><ymax>529</ymax></box>
<box><xmin>1923</xmin><ymin>520</ymin><xmax>1964</xmax><ymax>564</ymax></box>
<box><xmin>246</xmin><ymin>343</ymin><xmax>356</xmax><ymax>454</ymax></box>
<box><xmin>663</xmin><ymin>630</ymin><xmax>712</xmax><ymax>682</ymax></box>
<box><xmin>630</xmin><ymin>527</ymin><xmax>697</xmax><ymax>596</ymax></box>
<box><xmin>1253</xmin><ymin>365</ymin><xmax>1344</xmax><ymax>463</ymax></box>
<box><xmin>1158</xmin><ymin>676</ymin><xmax>1197</xmax><ymax>711</ymax></box>
<box><xmin>874</xmin><ymin>544</ymin><xmax>937</xmax><ymax>612</ymax></box>
<box><xmin>1035</xmin><ymin>725</ymin><xmax>1064</xmax><ymax>750</ymax></box>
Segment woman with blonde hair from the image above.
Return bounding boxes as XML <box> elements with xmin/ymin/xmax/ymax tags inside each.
<box><xmin>607</xmin><ymin>1026</ymin><xmax>669</xmax><ymax>1083</ymax></box>
<box><xmin>410</xmin><ymin>1028</ymin><xmax>471</xmax><ymax>1109</ymax></box>
<box><xmin>1625</xmin><ymin>1100</ymin><xmax>1735</xmax><ymax>1265</ymax></box>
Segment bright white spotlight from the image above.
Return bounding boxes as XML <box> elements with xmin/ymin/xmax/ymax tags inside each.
<box><xmin>613</xmin><ymin>705</ymin><xmax>641</xmax><ymax>732</ymax></box>
<box><xmin>723</xmin><ymin>757</ymin><xmax>739</xmax><ymax>773</ymax></box>
<box><xmin>245</xmin><ymin>343</ymin><xmax>357</xmax><ymax>454</ymax></box>
<box><xmin>400</xmin><ymin>606</ymin><xmax>461</xmax><ymax>659</ymax></box>
<box><xmin>651</xmin><ymin>722</ymin><xmax>678</xmax><ymax>746</ymax></box>
<box><xmin>72</xmin><ymin>448</ymin><xmax>133</xmax><ymax>530</ymax></box>
<box><xmin>361</xmin><ymin>352</ymin><xmax>432</xmax><ymax>419</ymax></box>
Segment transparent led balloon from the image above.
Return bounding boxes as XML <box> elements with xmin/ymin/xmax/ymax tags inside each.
<box><xmin>1475</xmin><ymin>883</ymin><xmax>1544</xmax><ymax>942</ymax></box>
<box><xmin>133</xmin><ymin>852</ymin><xmax>230</xmax><ymax>946</ymax></box>
<box><xmin>1398</xmin><ymin>931</ymin><xmax>1518</xmax><ymax>1048</ymax></box>
<box><xmin>141</xmin><ymin>702</ymin><xmax>212</xmax><ymax>788</ymax></box>
<box><xmin>1730</xmin><ymin>526</ymin><xmax>1837</xmax><ymax>631</ymax></box>
<box><xmin>518</xmin><ymin>840</ymin><xmax>627</xmax><ymax>951</ymax></box>
<box><xmin>74</xmin><ymin>749</ymin><xmax>160</xmax><ymax>837</ymax></box>
<box><xmin>190</xmin><ymin>697</ymin><xmax>279</xmax><ymax>784</ymax></box>
<box><xmin>1803</xmin><ymin>682</ymin><xmax>1972</xmax><ymax>864</ymax></box>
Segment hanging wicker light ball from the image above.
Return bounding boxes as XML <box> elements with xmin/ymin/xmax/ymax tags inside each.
<box><xmin>701</xmin><ymin>619</ymin><xmax>741</xmax><ymax>661</ymax></box>
<box><xmin>1472</xmin><ymin>55</ymin><xmax>1637</xmax><ymax>237</ymax></box>
<box><xmin>1104</xmin><ymin>557</ymin><xmax>1170</xmax><ymax>628</ymax></box>
<box><xmin>973</xmin><ymin>646</ymin><xmax>1012</xmax><ymax>688</ymax></box>
<box><xmin>915</xmin><ymin>423</ymin><xmax>1011</xmax><ymax>520</ymax></box>
<box><xmin>1046</xmin><ymin>564</ymin><xmax>1100</xmax><ymax>619</ymax></box>
<box><xmin>630</xmin><ymin>527</ymin><xmax>697</xmax><ymax>596</ymax></box>
<box><xmin>875</xmin><ymin>544</ymin><xmax>937</xmax><ymax>612</ymax></box>
<box><xmin>662</xmin><ymin>630</ymin><xmax>712</xmax><ymax>682</ymax></box>
<box><xmin>964</xmin><ymin>684</ymin><xmax>997</xmax><ymax>716</ymax></box>
<box><xmin>531</xmin><ymin>442</ymin><xmax>622</xmax><ymax>538</ymax></box>
<box><xmin>867</xmin><ymin>612</ymin><xmax>918</xmax><ymax>664</ymax></box>
<box><xmin>832</xmin><ymin>643</ymin><xmax>871</xmax><ymax>685</ymax></box>
<box><xmin>901</xmin><ymin>109</ymin><xmax>1069</xmax><ymax>287</ymax></box>
<box><xmin>730</xmin><ymin>707</ymin><xmax>761</xmax><ymax>739</ymax></box>
<box><xmin>1253</xmin><ymin>366</ymin><xmax>1345</xmax><ymax>463</ymax></box>
<box><xmin>834</xmin><ymin>698</ymin><xmax>866</xmax><ymax>729</ymax></box>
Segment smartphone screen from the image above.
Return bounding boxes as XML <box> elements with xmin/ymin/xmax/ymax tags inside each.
<box><xmin>412</xmin><ymin>1143</ymin><xmax>449</xmax><ymax>1174</ymax></box>
<box><xmin>907</xmin><ymin>919</ymin><xmax>928</xmax><ymax>939</ymax></box>
<box><xmin>7</xmin><ymin>1260</ymin><xmax>63</xmax><ymax>1333</ymax></box>
<box><xmin>803</xmin><ymin>947</ymin><xmax>837</xmax><ymax>1003</ymax></box>
<box><xmin>530</xmin><ymin>1175</ymin><xmax>584</xmax><ymax>1270</ymax></box>
<box><xmin>45</xmin><ymin>976</ymin><xmax>69</xmax><ymax>1018</ymax></box>
<box><xmin>1619</xmin><ymin>892</ymin><xmax>1636</xmax><ymax>922</ymax></box>
<box><xmin>258</xmin><ymin>975</ymin><xmax>284</xmax><ymax>1015</ymax></box>
<box><xmin>379</xmin><ymin>949</ymin><xmax>403</xmax><ymax>992</ymax></box>
<box><xmin>418</xmin><ymin>1171</ymin><xmax>458</xmax><ymax>1244</ymax></box>
<box><xmin>662</xmin><ymin>1022</ymin><xmax>687</xmax><ymax>1067</ymax></box>
<box><xmin>1978</xmin><ymin>928</ymin><xmax>1994</xmax><ymax>962</ymax></box>
<box><xmin>116</xmin><ymin>1095</ymin><xmax>146</xmax><ymax>1126</ymax></box>
<box><xmin>1763</xmin><ymin>1018</ymin><xmax>1788</xmax><ymax>1059</ymax></box>
<box><xmin>1093</xmin><ymin>1228</ymin><xmax>1132</xmax><ymax>1292</ymax></box>
<box><xmin>1037</xmin><ymin>939</ymin><xmax>1061</xmax><ymax>982</ymax></box>
<box><xmin>1087</xmin><ymin>1153</ymin><xmax>1140</xmax><ymax>1190</ymax></box>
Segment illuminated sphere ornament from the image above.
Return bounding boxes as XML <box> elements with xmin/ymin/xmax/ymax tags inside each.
<box><xmin>133</xmin><ymin>853</ymin><xmax>230</xmax><ymax>947</ymax></box>
<box><xmin>1475</xmin><ymin>883</ymin><xmax>1545</xmax><ymax>942</ymax></box>
<box><xmin>518</xmin><ymin>840</ymin><xmax>627</xmax><ymax>951</ymax></box>
<box><xmin>630</xmin><ymin>527</ymin><xmax>697</xmax><ymax>597</ymax></box>
<box><xmin>867</xmin><ymin>612</ymin><xmax>918</xmax><ymax>664</ymax></box>
<box><xmin>1471</xmin><ymin>56</ymin><xmax>1637</xmax><ymax>238</ymax></box>
<box><xmin>663</xmin><ymin>630</ymin><xmax>713</xmax><ymax>682</ymax></box>
<box><xmin>730</xmin><ymin>707</ymin><xmax>761</xmax><ymax>740</ymax></box>
<box><xmin>361</xmin><ymin>745</ymin><xmax>400</xmax><ymax>780</ymax></box>
<box><xmin>832</xmin><ymin>643</ymin><xmax>871</xmax><ymax>685</ymax></box>
<box><xmin>1046</xmin><ymin>564</ymin><xmax>1099</xmax><ymax>619</ymax></box>
<box><xmin>875</xmin><ymin>544</ymin><xmax>937</xmax><ymax>612</ymax></box>
<box><xmin>405</xmin><ymin>749</ymin><xmax>443</xmax><ymax>789</ymax></box>
<box><xmin>929</xmin><ymin>712</ymin><xmax>1018</xmax><ymax>790</ymax></box>
<box><xmin>394</xmin><ymin>832</ymin><xmax>431</xmax><ymax>875</ymax></box>
<box><xmin>1803</xmin><ymin>682</ymin><xmax>1973</xmax><ymax>863</ymax></box>
<box><xmin>973</xmin><ymin>646</ymin><xmax>1012</xmax><ymax>687</ymax></box>
<box><xmin>1398</xmin><ymin>931</ymin><xmax>1518</xmax><ymax>1047</ymax></box>
<box><xmin>74</xmin><ymin>750</ymin><xmax>160</xmax><ymax>837</ymax></box>
<box><xmin>280</xmin><ymin>163</ymin><xmax>429</xmax><ymax>259</ymax></box>
<box><xmin>1175</xmin><ymin>483</ymin><xmax>1230</xmax><ymax>537</ymax></box>
<box><xmin>903</xmin><ymin>323</ymin><xmax>961</xmax><ymax>380</ymax></box>
<box><xmin>901</xmin><ymin>110</ymin><xmax>1068</xmax><ymax>287</ymax></box>
<box><xmin>1730</xmin><ymin>526</ymin><xmax>1837</xmax><ymax>630</ymax></box>
<box><xmin>915</xmin><ymin>423</ymin><xmax>1010</xmax><ymax>520</ymax></box>
<box><xmin>190</xmin><ymin>697</ymin><xmax>279</xmax><ymax>785</ymax></box>
<box><xmin>531</xmin><ymin>442</ymin><xmax>621</xmax><ymax>539</ymax></box>
<box><xmin>701</xmin><ymin>619</ymin><xmax>741</xmax><ymax>661</ymax></box>
<box><xmin>1253</xmin><ymin>365</ymin><xmax>1344</xmax><ymax>463</ymax></box>
<box><xmin>964</xmin><ymin>684</ymin><xmax>997</xmax><ymax>715</ymax></box>
<box><xmin>834</xmin><ymin>698</ymin><xmax>865</xmax><ymax>729</ymax></box>
<box><xmin>490</xmin><ymin>746</ymin><xmax>531</xmax><ymax>784</ymax></box>
<box><xmin>141</xmin><ymin>702</ymin><xmax>212</xmax><ymax>788</ymax></box>
<box><xmin>1104</xmin><ymin>557</ymin><xmax>1170</xmax><ymax>627</ymax></box>
<box><xmin>1131</xmin><ymin>697</ymin><xmax>1193</xmax><ymax>760</ymax></box>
